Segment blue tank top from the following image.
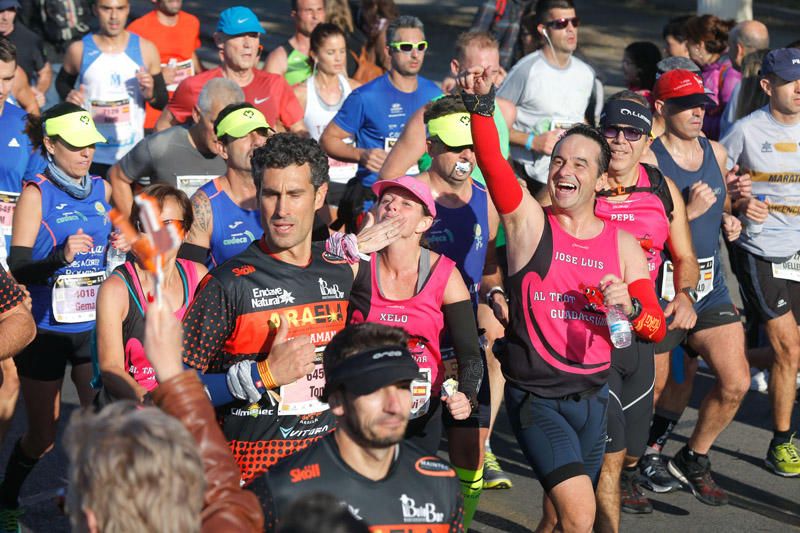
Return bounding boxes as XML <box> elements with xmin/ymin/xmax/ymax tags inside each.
<box><xmin>199</xmin><ymin>179</ymin><xmax>261</xmax><ymax>268</ymax></box>
<box><xmin>652</xmin><ymin>137</ymin><xmax>729</xmax><ymax>308</ymax></box>
<box><xmin>426</xmin><ymin>181</ymin><xmax>489</xmax><ymax>309</ymax></box>
<box><xmin>27</xmin><ymin>173</ymin><xmax>111</xmax><ymax>332</ymax></box>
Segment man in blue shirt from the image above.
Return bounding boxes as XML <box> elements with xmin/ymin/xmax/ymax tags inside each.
<box><xmin>321</xmin><ymin>15</ymin><xmax>441</xmax><ymax>232</ymax></box>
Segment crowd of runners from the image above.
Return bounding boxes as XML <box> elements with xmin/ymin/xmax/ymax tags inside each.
<box><xmin>0</xmin><ymin>0</ymin><xmax>797</xmax><ymax>531</ymax></box>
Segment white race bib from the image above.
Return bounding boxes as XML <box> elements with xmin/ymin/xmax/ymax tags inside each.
<box><xmin>661</xmin><ymin>256</ymin><xmax>714</xmax><ymax>302</ymax></box>
<box><xmin>384</xmin><ymin>137</ymin><xmax>419</xmax><ymax>175</ymax></box>
<box><xmin>52</xmin><ymin>272</ymin><xmax>105</xmax><ymax>323</ymax></box>
<box><xmin>772</xmin><ymin>253</ymin><xmax>800</xmax><ymax>282</ymax></box>
<box><xmin>91</xmin><ymin>98</ymin><xmax>132</xmax><ymax>125</ymax></box>
<box><xmin>164</xmin><ymin>58</ymin><xmax>194</xmax><ymax>92</ymax></box>
<box><xmin>176</xmin><ymin>175</ymin><xmax>215</xmax><ymax>199</ymax></box>
<box><xmin>409</xmin><ymin>367</ymin><xmax>432</xmax><ymax>419</ymax></box>
<box><xmin>278</xmin><ymin>348</ymin><xmax>329</xmax><ymax>416</ymax></box>
<box><xmin>0</xmin><ymin>191</ymin><xmax>19</xmax><ymax>237</ymax></box>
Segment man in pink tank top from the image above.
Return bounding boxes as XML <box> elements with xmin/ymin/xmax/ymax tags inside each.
<box><xmin>458</xmin><ymin>67</ymin><xmax>664</xmax><ymax>531</ymax></box>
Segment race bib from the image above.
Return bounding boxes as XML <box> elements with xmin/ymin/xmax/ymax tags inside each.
<box><xmin>91</xmin><ymin>98</ymin><xmax>132</xmax><ymax>125</ymax></box>
<box><xmin>328</xmin><ymin>156</ymin><xmax>358</xmax><ymax>184</ymax></box>
<box><xmin>164</xmin><ymin>58</ymin><xmax>194</xmax><ymax>92</ymax></box>
<box><xmin>52</xmin><ymin>271</ymin><xmax>105</xmax><ymax>323</ymax></box>
<box><xmin>176</xmin><ymin>175</ymin><xmax>215</xmax><ymax>198</ymax></box>
<box><xmin>0</xmin><ymin>191</ymin><xmax>19</xmax><ymax>237</ymax></box>
<box><xmin>661</xmin><ymin>256</ymin><xmax>714</xmax><ymax>302</ymax></box>
<box><xmin>772</xmin><ymin>253</ymin><xmax>800</xmax><ymax>282</ymax></box>
<box><xmin>384</xmin><ymin>137</ymin><xmax>419</xmax><ymax>175</ymax></box>
<box><xmin>278</xmin><ymin>349</ymin><xmax>328</xmax><ymax>416</ymax></box>
<box><xmin>409</xmin><ymin>367</ymin><xmax>431</xmax><ymax>419</ymax></box>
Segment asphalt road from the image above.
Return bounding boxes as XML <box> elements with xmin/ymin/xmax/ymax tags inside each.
<box><xmin>5</xmin><ymin>0</ymin><xmax>799</xmax><ymax>531</ymax></box>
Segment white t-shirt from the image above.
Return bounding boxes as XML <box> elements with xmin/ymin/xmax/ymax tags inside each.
<box><xmin>498</xmin><ymin>51</ymin><xmax>597</xmax><ymax>184</ymax></box>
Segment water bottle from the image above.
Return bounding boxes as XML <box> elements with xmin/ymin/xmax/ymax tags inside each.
<box><xmin>746</xmin><ymin>194</ymin><xmax>766</xmax><ymax>237</ymax></box>
<box><xmin>105</xmin><ymin>234</ymin><xmax>127</xmax><ymax>277</ymax></box>
<box><xmin>606</xmin><ymin>304</ymin><xmax>632</xmax><ymax>348</ymax></box>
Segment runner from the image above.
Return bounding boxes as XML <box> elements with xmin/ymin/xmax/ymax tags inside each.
<box><xmin>180</xmin><ymin>103</ymin><xmax>270</xmax><ymax>269</ymax></box>
<box><xmin>592</xmin><ymin>91</ymin><xmax>697</xmax><ymax>527</ymax></box>
<box><xmin>293</xmin><ymin>22</ymin><xmax>361</xmax><ymax>220</ymax></box>
<box><xmin>108</xmin><ymin>78</ymin><xmax>245</xmax><ymax>217</ymax></box>
<box><xmin>347</xmin><ymin>175</ymin><xmax>483</xmax><ymax>527</ymax></box>
<box><xmin>253</xmin><ymin>322</ymin><xmax>463</xmax><ymax>531</ymax></box>
<box><xmin>497</xmin><ymin>0</ymin><xmax>600</xmax><ymax>200</ymax></box>
<box><xmin>0</xmin><ymin>104</ymin><xmax>111</xmax><ymax>531</ymax></box>
<box><xmin>58</xmin><ymin>0</ymin><xmax>166</xmax><ymax>177</ymax></box>
<box><xmin>719</xmin><ymin>20</ymin><xmax>769</xmax><ymax>137</ymax></box>
<box><xmin>264</xmin><ymin>0</ymin><xmax>325</xmax><ymax>86</ymax></box>
<box><xmin>0</xmin><ymin>0</ymin><xmax>51</xmax><ymax>106</ymax></box>
<box><xmin>96</xmin><ymin>184</ymin><xmax>206</xmax><ymax>403</ymax></box>
<box><xmin>181</xmin><ymin>133</ymin><xmax>405</xmax><ymax>484</ymax></box>
<box><xmin>458</xmin><ymin>67</ymin><xmax>662</xmax><ymax>531</ymax></box>
<box><xmin>156</xmin><ymin>6</ymin><xmax>306</xmax><ymax>135</ymax></box>
<box><xmin>639</xmin><ymin>69</ymin><xmax>749</xmax><ymax>505</ymax></box>
<box><xmin>722</xmin><ymin>48</ymin><xmax>800</xmax><ymax>477</ymax></box>
<box><xmin>127</xmin><ymin>0</ymin><xmax>203</xmax><ymax>130</ymax></box>
<box><xmin>320</xmin><ymin>15</ymin><xmax>441</xmax><ymax>232</ymax></box>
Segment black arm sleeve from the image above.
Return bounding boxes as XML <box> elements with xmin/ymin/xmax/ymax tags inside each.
<box><xmin>177</xmin><ymin>242</ymin><xmax>209</xmax><ymax>264</ymax></box>
<box><xmin>56</xmin><ymin>68</ymin><xmax>78</xmax><ymax>101</ymax></box>
<box><xmin>9</xmin><ymin>246</ymin><xmax>68</xmax><ymax>286</ymax></box>
<box><xmin>443</xmin><ymin>300</ymin><xmax>483</xmax><ymax>400</ymax></box>
<box><xmin>149</xmin><ymin>72</ymin><xmax>168</xmax><ymax>110</ymax></box>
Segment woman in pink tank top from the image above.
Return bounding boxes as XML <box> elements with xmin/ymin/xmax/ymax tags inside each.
<box><xmin>96</xmin><ymin>185</ymin><xmax>207</xmax><ymax>403</ymax></box>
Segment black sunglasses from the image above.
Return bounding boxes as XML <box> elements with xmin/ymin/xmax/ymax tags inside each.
<box><xmin>602</xmin><ymin>126</ymin><xmax>644</xmax><ymax>142</ymax></box>
<box><xmin>545</xmin><ymin>16</ymin><xmax>581</xmax><ymax>30</ymax></box>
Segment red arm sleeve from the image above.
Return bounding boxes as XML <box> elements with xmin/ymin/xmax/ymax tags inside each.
<box><xmin>628</xmin><ymin>278</ymin><xmax>666</xmax><ymax>343</ymax></box>
<box><xmin>471</xmin><ymin>113</ymin><xmax>523</xmax><ymax>215</ymax></box>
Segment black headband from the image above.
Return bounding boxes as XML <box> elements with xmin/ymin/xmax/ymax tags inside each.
<box><xmin>600</xmin><ymin>100</ymin><xmax>653</xmax><ymax>135</ymax></box>
<box><xmin>320</xmin><ymin>345</ymin><xmax>422</xmax><ymax>402</ymax></box>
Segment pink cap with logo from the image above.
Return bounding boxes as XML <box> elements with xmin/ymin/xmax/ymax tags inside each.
<box><xmin>372</xmin><ymin>176</ymin><xmax>437</xmax><ymax>217</ymax></box>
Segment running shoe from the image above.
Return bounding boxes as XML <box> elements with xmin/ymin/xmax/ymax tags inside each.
<box><xmin>0</xmin><ymin>506</ymin><xmax>21</xmax><ymax>533</ymax></box>
<box><xmin>749</xmin><ymin>368</ymin><xmax>769</xmax><ymax>393</ymax></box>
<box><xmin>765</xmin><ymin>435</ymin><xmax>800</xmax><ymax>477</ymax></box>
<box><xmin>483</xmin><ymin>450</ymin><xmax>512</xmax><ymax>489</ymax></box>
<box><xmin>639</xmin><ymin>453</ymin><xmax>681</xmax><ymax>493</ymax></box>
<box><xmin>668</xmin><ymin>446</ymin><xmax>728</xmax><ymax>506</ymax></box>
<box><xmin>620</xmin><ymin>469</ymin><xmax>652</xmax><ymax>514</ymax></box>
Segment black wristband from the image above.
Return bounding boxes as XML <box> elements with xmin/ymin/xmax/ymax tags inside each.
<box><xmin>460</xmin><ymin>85</ymin><xmax>496</xmax><ymax>117</ymax></box>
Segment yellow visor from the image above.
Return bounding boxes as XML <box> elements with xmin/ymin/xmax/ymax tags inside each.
<box><xmin>44</xmin><ymin>111</ymin><xmax>106</xmax><ymax>148</ymax></box>
<box><xmin>216</xmin><ymin>106</ymin><xmax>271</xmax><ymax>138</ymax></box>
<box><xmin>427</xmin><ymin>112</ymin><xmax>473</xmax><ymax>147</ymax></box>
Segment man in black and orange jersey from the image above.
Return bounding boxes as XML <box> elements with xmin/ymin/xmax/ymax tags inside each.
<box><xmin>181</xmin><ymin>133</ymin><xmax>406</xmax><ymax>484</ymax></box>
<box><xmin>252</xmin><ymin>322</ymin><xmax>464</xmax><ymax>531</ymax></box>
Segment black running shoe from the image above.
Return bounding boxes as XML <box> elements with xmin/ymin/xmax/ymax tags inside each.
<box><xmin>639</xmin><ymin>453</ymin><xmax>682</xmax><ymax>493</ymax></box>
<box><xmin>620</xmin><ymin>469</ymin><xmax>653</xmax><ymax>514</ymax></box>
<box><xmin>668</xmin><ymin>446</ymin><xmax>729</xmax><ymax>506</ymax></box>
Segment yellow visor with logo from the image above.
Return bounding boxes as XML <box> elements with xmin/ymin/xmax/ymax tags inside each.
<box><xmin>427</xmin><ymin>112</ymin><xmax>473</xmax><ymax>147</ymax></box>
<box><xmin>44</xmin><ymin>111</ymin><xmax>106</xmax><ymax>148</ymax></box>
<box><xmin>216</xmin><ymin>106</ymin><xmax>271</xmax><ymax>138</ymax></box>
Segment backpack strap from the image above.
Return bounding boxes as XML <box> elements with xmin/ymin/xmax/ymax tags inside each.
<box><xmin>596</xmin><ymin>163</ymin><xmax>674</xmax><ymax>220</ymax></box>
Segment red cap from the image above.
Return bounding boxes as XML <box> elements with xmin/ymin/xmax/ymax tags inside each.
<box><xmin>654</xmin><ymin>69</ymin><xmax>715</xmax><ymax>109</ymax></box>
<box><xmin>372</xmin><ymin>176</ymin><xmax>437</xmax><ymax>217</ymax></box>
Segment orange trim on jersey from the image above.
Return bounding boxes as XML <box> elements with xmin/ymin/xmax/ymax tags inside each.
<box><xmin>414</xmin><ymin>456</ymin><xmax>457</xmax><ymax>477</ymax></box>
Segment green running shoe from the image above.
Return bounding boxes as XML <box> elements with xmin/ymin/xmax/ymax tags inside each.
<box><xmin>483</xmin><ymin>450</ymin><xmax>512</xmax><ymax>489</ymax></box>
<box><xmin>765</xmin><ymin>435</ymin><xmax>800</xmax><ymax>477</ymax></box>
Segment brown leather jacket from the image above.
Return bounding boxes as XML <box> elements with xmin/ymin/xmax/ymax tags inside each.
<box><xmin>152</xmin><ymin>371</ymin><xmax>264</xmax><ymax>532</ymax></box>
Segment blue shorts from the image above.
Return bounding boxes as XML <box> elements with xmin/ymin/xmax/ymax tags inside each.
<box><xmin>505</xmin><ymin>383</ymin><xmax>608</xmax><ymax>492</ymax></box>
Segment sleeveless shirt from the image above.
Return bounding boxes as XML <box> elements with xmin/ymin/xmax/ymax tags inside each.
<box><xmin>198</xmin><ymin>178</ymin><xmax>261</xmax><ymax>268</ymax></box>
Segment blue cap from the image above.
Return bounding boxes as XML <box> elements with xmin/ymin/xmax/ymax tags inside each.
<box><xmin>0</xmin><ymin>0</ymin><xmax>20</xmax><ymax>9</ymax></box>
<box><xmin>216</xmin><ymin>6</ymin><xmax>265</xmax><ymax>36</ymax></box>
<box><xmin>761</xmin><ymin>48</ymin><xmax>800</xmax><ymax>82</ymax></box>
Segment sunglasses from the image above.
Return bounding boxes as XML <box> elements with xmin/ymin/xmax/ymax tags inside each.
<box><xmin>389</xmin><ymin>40</ymin><xmax>428</xmax><ymax>53</ymax></box>
<box><xmin>602</xmin><ymin>126</ymin><xmax>645</xmax><ymax>142</ymax></box>
<box><xmin>441</xmin><ymin>143</ymin><xmax>472</xmax><ymax>153</ymax></box>
<box><xmin>544</xmin><ymin>16</ymin><xmax>581</xmax><ymax>30</ymax></box>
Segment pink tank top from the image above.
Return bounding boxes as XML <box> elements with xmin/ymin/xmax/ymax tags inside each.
<box><xmin>594</xmin><ymin>164</ymin><xmax>670</xmax><ymax>282</ymax></box>
<box><xmin>349</xmin><ymin>253</ymin><xmax>455</xmax><ymax>397</ymax></box>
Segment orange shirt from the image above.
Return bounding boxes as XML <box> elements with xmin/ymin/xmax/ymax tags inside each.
<box><xmin>127</xmin><ymin>10</ymin><xmax>201</xmax><ymax>129</ymax></box>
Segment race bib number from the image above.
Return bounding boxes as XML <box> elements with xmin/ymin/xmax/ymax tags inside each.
<box><xmin>52</xmin><ymin>272</ymin><xmax>105</xmax><ymax>323</ymax></box>
<box><xmin>278</xmin><ymin>349</ymin><xmax>328</xmax><ymax>416</ymax></box>
<box><xmin>91</xmin><ymin>98</ymin><xmax>132</xmax><ymax>125</ymax></box>
<box><xmin>176</xmin><ymin>175</ymin><xmax>215</xmax><ymax>198</ymax></box>
<box><xmin>384</xmin><ymin>137</ymin><xmax>419</xmax><ymax>175</ymax></box>
<box><xmin>661</xmin><ymin>256</ymin><xmax>714</xmax><ymax>302</ymax></box>
<box><xmin>0</xmin><ymin>192</ymin><xmax>19</xmax><ymax>237</ymax></box>
<box><xmin>328</xmin><ymin>156</ymin><xmax>358</xmax><ymax>184</ymax></box>
<box><xmin>164</xmin><ymin>58</ymin><xmax>194</xmax><ymax>92</ymax></box>
<box><xmin>772</xmin><ymin>253</ymin><xmax>800</xmax><ymax>282</ymax></box>
<box><xmin>409</xmin><ymin>368</ymin><xmax>432</xmax><ymax>420</ymax></box>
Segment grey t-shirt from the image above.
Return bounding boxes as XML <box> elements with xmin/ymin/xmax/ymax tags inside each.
<box><xmin>119</xmin><ymin>124</ymin><xmax>226</xmax><ymax>197</ymax></box>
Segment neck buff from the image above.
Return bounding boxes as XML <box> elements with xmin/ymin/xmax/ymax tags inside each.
<box><xmin>46</xmin><ymin>158</ymin><xmax>92</xmax><ymax>200</ymax></box>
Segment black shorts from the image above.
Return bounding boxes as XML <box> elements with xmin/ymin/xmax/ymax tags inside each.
<box><xmin>730</xmin><ymin>245</ymin><xmax>800</xmax><ymax>325</ymax></box>
<box><xmin>606</xmin><ymin>337</ymin><xmax>654</xmax><ymax>456</ymax></box>
<box><xmin>654</xmin><ymin>303</ymin><xmax>742</xmax><ymax>355</ymax></box>
<box><xmin>15</xmin><ymin>328</ymin><xmax>93</xmax><ymax>381</ymax></box>
<box><xmin>326</xmin><ymin>182</ymin><xmax>347</xmax><ymax>208</ymax></box>
<box><xmin>405</xmin><ymin>396</ymin><xmax>443</xmax><ymax>455</ymax></box>
<box><xmin>442</xmin><ymin>363</ymin><xmax>491</xmax><ymax>429</ymax></box>
<box><xmin>505</xmin><ymin>383</ymin><xmax>608</xmax><ymax>492</ymax></box>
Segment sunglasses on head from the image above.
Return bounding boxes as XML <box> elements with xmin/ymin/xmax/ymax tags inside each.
<box><xmin>602</xmin><ymin>126</ymin><xmax>645</xmax><ymax>142</ymax></box>
<box><xmin>389</xmin><ymin>40</ymin><xmax>428</xmax><ymax>53</ymax></box>
<box><xmin>545</xmin><ymin>16</ymin><xmax>581</xmax><ymax>30</ymax></box>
